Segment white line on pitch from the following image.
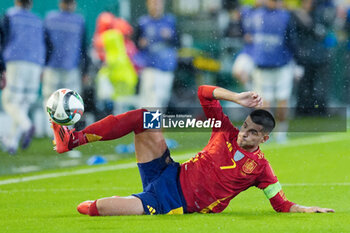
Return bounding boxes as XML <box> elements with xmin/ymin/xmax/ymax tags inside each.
<box><xmin>0</xmin><ymin>133</ymin><xmax>349</xmax><ymax>186</ymax></box>
<box><xmin>0</xmin><ymin>186</ymin><xmax>131</xmax><ymax>193</ymax></box>
<box><xmin>0</xmin><ymin>154</ymin><xmax>190</xmax><ymax>186</ymax></box>
<box><xmin>282</xmin><ymin>183</ymin><xmax>350</xmax><ymax>187</ymax></box>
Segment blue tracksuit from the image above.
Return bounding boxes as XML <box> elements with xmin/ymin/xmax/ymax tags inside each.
<box><xmin>240</xmin><ymin>6</ymin><xmax>255</xmax><ymax>55</ymax></box>
<box><xmin>1</xmin><ymin>7</ymin><xmax>45</xmax><ymax>66</ymax></box>
<box><xmin>136</xmin><ymin>14</ymin><xmax>179</xmax><ymax>71</ymax></box>
<box><xmin>44</xmin><ymin>10</ymin><xmax>87</xmax><ymax>73</ymax></box>
<box><xmin>250</xmin><ymin>7</ymin><xmax>295</xmax><ymax>68</ymax></box>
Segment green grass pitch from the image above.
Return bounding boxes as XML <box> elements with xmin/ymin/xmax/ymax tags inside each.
<box><xmin>0</xmin><ymin>131</ymin><xmax>349</xmax><ymax>233</ymax></box>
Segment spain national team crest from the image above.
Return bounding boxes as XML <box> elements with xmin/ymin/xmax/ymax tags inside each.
<box><xmin>242</xmin><ymin>158</ymin><xmax>258</xmax><ymax>174</ymax></box>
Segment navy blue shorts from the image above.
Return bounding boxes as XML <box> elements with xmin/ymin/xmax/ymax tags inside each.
<box><xmin>132</xmin><ymin>149</ymin><xmax>187</xmax><ymax>215</ymax></box>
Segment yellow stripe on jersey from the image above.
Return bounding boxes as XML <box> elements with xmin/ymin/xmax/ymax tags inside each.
<box><xmin>226</xmin><ymin>141</ymin><xmax>233</xmax><ymax>152</ymax></box>
<box><xmin>200</xmin><ymin>196</ymin><xmax>232</xmax><ymax>213</ymax></box>
<box><xmin>220</xmin><ymin>159</ymin><xmax>237</xmax><ymax>170</ymax></box>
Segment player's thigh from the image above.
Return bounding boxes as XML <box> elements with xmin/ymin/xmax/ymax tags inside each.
<box><xmin>3</xmin><ymin>62</ymin><xmax>33</xmax><ymax>105</ymax></box>
<box><xmin>97</xmin><ymin>196</ymin><xmax>144</xmax><ymax>216</ymax></box>
<box><xmin>42</xmin><ymin>68</ymin><xmax>61</xmax><ymax>100</ymax></box>
<box><xmin>155</xmin><ymin>70</ymin><xmax>174</xmax><ymax>107</ymax></box>
<box><xmin>139</xmin><ymin>68</ymin><xmax>157</xmax><ymax>107</ymax></box>
<box><xmin>22</xmin><ymin>62</ymin><xmax>41</xmax><ymax>105</ymax></box>
<box><xmin>276</xmin><ymin>64</ymin><xmax>293</xmax><ymax>102</ymax></box>
<box><xmin>155</xmin><ymin>70</ymin><xmax>174</xmax><ymax>93</ymax></box>
<box><xmin>62</xmin><ymin>69</ymin><xmax>82</xmax><ymax>94</ymax></box>
<box><xmin>134</xmin><ymin>129</ymin><xmax>167</xmax><ymax>163</ymax></box>
<box><xmin>139</xmin><ymin>68</ymin><xmax>156</xmax><ymax>94</ymax></box>
<box><xmin>252</xmin><ymin>68</ymin><xmax>274</xmax><ymax>106</ymax></box>
<box><xmin>232</xmin><ymin>53</ymin><xmax>254</xmax><ymax>77</ymax></box>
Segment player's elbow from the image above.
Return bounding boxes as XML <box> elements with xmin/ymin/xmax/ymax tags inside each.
<box><xmin>197</xmin><ymin>85</ymin><xmax>216</xmax><ymax>100</ymax></box>
<box><xmin>197</xmin><ymin>85</ymin><xmax>205</xmax><ymax>97</ymax></box>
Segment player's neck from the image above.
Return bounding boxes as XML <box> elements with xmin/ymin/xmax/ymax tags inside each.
<box><xmin>242</xmin><ymin>145</ymin><xmax>259</xmax><ymax>153</ymax></box>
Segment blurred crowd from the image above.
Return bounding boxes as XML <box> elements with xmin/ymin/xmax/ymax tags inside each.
<box><xmin>0</xmin><ymin>0</ymin><xmax>349</xmax><ymax>154</ymax></box>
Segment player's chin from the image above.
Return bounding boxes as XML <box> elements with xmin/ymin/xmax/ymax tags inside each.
<box><xmin>240</xmin><ymin>143</ymin><xmax>255</xmax><ymax>150</ymax></box>
<box><xmin>238</xmin><ymin>142</ymin><xmax>248</xmax><ymax>149</ymax></box>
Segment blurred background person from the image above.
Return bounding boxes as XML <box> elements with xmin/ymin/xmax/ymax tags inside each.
<box><xmin>294</xmin><ymin>0</ymin><xmax>335</xmax><ymax>116</ymax></box>
<box><xmin>344</xmin><ymin>2</ymin><xmax>350</xmax><ymax>105</ymax></box>
<box><xmin>92</xmin><ymin>12</ymin><xmax>138</xmax><ymax>117</ymax></box>
<box><xmin>42</xmin><ymin>0</ymin><xmax>88</xmax><ymax>135</ymax></box>
<box><xmin>231</xmin><ymin>0</ymin><xmax>265</xmax><ymax>90</ymax></box>
<box><xmin>249</xmin><ymin>0</ymin><xmax>297</xmax><ymax>143</ymax></box>
<box><xmin>0</xmin><ymin>0</ymin><xmax>45</xmax><ymax>154</ymax></box>
<box><xmin>0</xmin><ymin>24</ymin><xmax>5</xmax><ymax>90</ymax></box>
<box><xmin>136</xmin><ymin>0</ymin><xmax>179</xmax><ymax>109</ymax></box>
<box><xmin>94</xmin><ymin>12</ymin><xmax>140</xmax><ymax>72</ymax></box>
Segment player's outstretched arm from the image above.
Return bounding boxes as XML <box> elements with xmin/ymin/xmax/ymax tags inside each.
<box><xmin>212</xmin><ymin>87</ymin><xmax>263</xmax><ymax>108</ymax></box>
<box><xmin>289</xmin><ymin>204</ymin><xmax>334</xmax><ymax>213</ymax></box>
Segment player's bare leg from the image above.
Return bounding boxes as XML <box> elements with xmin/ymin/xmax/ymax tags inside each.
<box><xmin>87</xmin><ymin>130</ymin><xmax>167</xmax><ymax>216</ymax></box>
<box><xmin>134</xmin><ymin>129</ymin><xmax>167</xmax><ymax>163</ymax></box>
<box><xmin>78</xmin><ymin>196</ymin><xmax>144</xmax><ymax>216</ymax></box>
<box><xmin>91</xmin><ymin>130</ymin><xmax>167</xmax><ymax>216</ymax></box>
<box><xmin>63</xmin><ymin>109</ymin><xmax>168</xmax><ymax>216</ymax></box>
<box><xmin>275</xmin><ymin>99</ymin><xmax>289</xmax><ymax>143</ymax></box>
<box><xmin>262</xmin><ymin>100</ymin><xmax>270</xmax><ymax>108</ymax></box>
<box><xmin>98</xmin><ymin>196</ymin><xmax>144</xmax><ymax>215</ymax></box>
<box><xmin>276</xmin><ymin>99</ymin><xmax>288</xmax><ymax>122</ymax></box>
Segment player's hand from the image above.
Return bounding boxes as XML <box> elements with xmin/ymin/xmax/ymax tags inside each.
<box><xmin>303</xmin><ymin>206</ymin><xmax>335</xmax><ymax>213</ymax></box>
<box><xmin>290</xmin><ymin>204</ymin><xmax>334</xmax><ymax>213</ymax></box>
<box><xmin>244</xmin><ymin>34</ymin><xmax>253</xmax><ymax>43</ymax></box>
<box><xmin>236</xmin><ymin>91</ymin><xmax>263</xmax><ymax>108</ymax></box>
<box><xmin>138</xmin><ymin>38</ymin><xmax>148</xmax><ymax>48</ymax></box>
<box><xmin>160</xmin><ymin>28</ymin><xmax>172</xmax><ymax>39</ymax></box>
<box><xmin>0</xmin><ymin>72</ymin><xmax>6</xmax><ymax>90</ymax></box>
<box><xmin>82</xmin><ymin>74</ymin><xmax>90</xmax><ymax>86</ymax></box>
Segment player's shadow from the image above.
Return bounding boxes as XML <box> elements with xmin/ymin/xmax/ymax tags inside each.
<box><xmin>47</xmin><ymin>210</ymin><xmax>319</xmax><ymax>220</ymax></box>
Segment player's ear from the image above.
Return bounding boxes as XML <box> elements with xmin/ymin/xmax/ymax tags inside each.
<box><xmin>261</xmin><ymin>134</ymin><xmax>269</xmax><ymax>143</ymax></box>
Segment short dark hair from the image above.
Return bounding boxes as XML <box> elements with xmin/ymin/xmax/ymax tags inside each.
<box><xmin>17</xmin><ymin>0</ymin><xmax>32</xmax><ymax>8</ymax></box>
<box><xmin>61</xmin><ymin>0</ymin><xmax>75</xmax><ymax>4</ymax></box>
<box><xmin>249</xmin><ymin>109</ymin><xmax>275</xmax><ymax>133</ymax></box>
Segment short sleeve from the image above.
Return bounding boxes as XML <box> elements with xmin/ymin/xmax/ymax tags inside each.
<box><xmin>256</xmin><ymin>163</ymin><xmax>278</xmax><ymax>190</ymax></box>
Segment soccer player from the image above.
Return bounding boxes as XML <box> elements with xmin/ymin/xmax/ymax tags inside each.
<box><xmin>42</xmin><ymin>0</ymin><xmax>88</xmax><ymax>136</ymax></box>
<box><xmin>249</xmin><ymin>0</ymin><xmax>297</xmax><ymax>143</ymax></box>
<box><xmin>1</xmin><ymin>0</ymin><xmax>45</xmax><ymax>154</ymax></box>
<box><xmin>136</xmin><ymin>0</ymin><xmax>179</xmax><ymax>109</ymax></box>
<box><xmin>51</xmin><ymin>85</ymin><xmax>334</xmax><ymax>215</ymax></box>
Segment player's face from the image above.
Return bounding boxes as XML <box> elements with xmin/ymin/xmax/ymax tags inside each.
<box><xmin>147</xmin><ymin>0</ymin><xmax>164</xmax><ymax>18</ymax></box>
<box><xmin>237</xmin><ymin>116</ymin><xmax>269</xmax><ymax>152</ymax></box>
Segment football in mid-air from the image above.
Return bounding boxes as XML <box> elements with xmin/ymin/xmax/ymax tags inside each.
<box><xmin>46</xmin><ymin>88</ymin><xmax>84</xmax><ymax>126</ymax></box>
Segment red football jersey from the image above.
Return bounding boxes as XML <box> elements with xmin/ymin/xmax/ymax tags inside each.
<box><xmin>179</xmin><ymin>86</ymin><xmax>294</xmax><ymax>213</ymax></box>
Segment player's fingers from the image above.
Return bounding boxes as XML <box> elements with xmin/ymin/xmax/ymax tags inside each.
<box><xmin>251</xmin><ymin>92</ymin><xmax>259</xmax><ymax>98</ymax></box>
<box><xmin>253</xmin><ymin>96</ymin><xmax>262</xmax><ymax>106</ymax></box>
<box><xmin>256</xmin><ymin>96</ymin><xmax>262</xmax><ymax>103</ymax></box>
<box><xmin>315</xmin><ymin>208</ymin><xmax>334</xmax><ymax>213</ymax></box>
